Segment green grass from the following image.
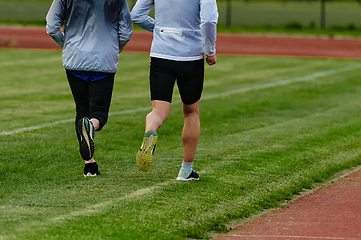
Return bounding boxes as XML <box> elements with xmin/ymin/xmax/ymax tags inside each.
<box><xmin>217</xmin><ymin>1</ymin><xmax>361</xmax><ymax>28</ymax></box>
<box><xmin>1</xmin><ymin>49</ymin><xmax>361</xmax><ymax>239</ymax></box>
<box><xmin>0</xmin><ymin>1</ymin><xmax>50</xmax><ymax>25</ymax></box>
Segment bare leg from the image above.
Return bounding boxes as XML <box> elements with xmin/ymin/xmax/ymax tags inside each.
<box><xmin>136</xmin><ymin>100</ymin><xmax>170</xmax><ymax>171</ymax></box>
<box><xmin>90</xmin><ymin>118</ymin><xmax>100</xmax><ymax>131</ymax></box>
<box><xmin>145</xmin><ymin>100</ymin><xmax>171</xmax><ymax>132</ymax></box>
<box><xmin>182</xmin><ymin>100</ymin><xmax>200</xmax><ymax>163</ymax></box>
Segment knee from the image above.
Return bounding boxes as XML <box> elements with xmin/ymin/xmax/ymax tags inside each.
<box><xmin>183</xmin><ymin>107</ymin><xmax>199</xmax><ymax>118</ymax></box>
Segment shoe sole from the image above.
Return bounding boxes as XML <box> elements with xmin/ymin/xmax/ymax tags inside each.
<box><xmin>136</xmin><ymin>130</ymin><xmax>157</xmax><ymax>171</ymax></box>
<box><xmin>84</xmin><ymin>172</ymin><xmax>98</xmax><ymax>177</ymax></box>
<box><xmin>176</xmin><ymin>176</ymin><xmax>199</xmax><ymax>181</ymax></box>
<box><xmin>78</xmin><ymin>118</ymin><xmax>94</xmax><ymax>160</ymax></box>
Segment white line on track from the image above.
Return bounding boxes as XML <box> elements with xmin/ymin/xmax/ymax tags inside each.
<box><xmin>0</xmin><ymin>107</ymin><xmax>152</xmax><ymax>136</ymax></box>
<box><xmin>1</xmin><ymin>64</ymin><xmax>360</xmax><ymax>136</ymax></box>
<box><xmin>202</xmin><ymin>64</ymin><xmax>361</xmax><ymax>100</ymax></box>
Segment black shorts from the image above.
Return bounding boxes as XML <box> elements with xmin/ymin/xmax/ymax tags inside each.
<box><xmin>150</xmin><ymin>57</ymin><xmax>204</xmax><ymax>105</ymax></box>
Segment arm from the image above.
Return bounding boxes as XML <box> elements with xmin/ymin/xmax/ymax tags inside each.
<box><xmin>118</xmin><ymin>0</ymin><xmax>133</xmax><ymax>52</ymax></box>
<box><xmin>46</xmin><ymin>0</ymin><xmax>65</xmax><ymax>48</ymax></box>
<box><xmin>200</xmin><ymin>0</ymin><xmax>218</xmax><ymax>65</ymax></box>
<box><xmin>130</xmin><ymin>0</ymin><xmax>155</xmax><ymax>33</ymax></box>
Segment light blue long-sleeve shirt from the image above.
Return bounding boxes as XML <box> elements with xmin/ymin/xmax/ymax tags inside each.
<box><xmin>46</xmin><ymin>0</ymin><xmax>133</xmax><ymax>73</ymax></box>
<box><xmin>130</xmin><ymin>0</ymin><xmax>218</xmax><ymax>61</ymax></box>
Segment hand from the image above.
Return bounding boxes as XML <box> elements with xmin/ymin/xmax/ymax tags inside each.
<box><xmin>206</xmin><ymin>55</ymin><xmax>217</xmax><ymax>66</ymax></box>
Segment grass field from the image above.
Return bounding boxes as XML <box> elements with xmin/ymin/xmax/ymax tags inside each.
<box><xmin>217</xmin><ymin>1</ymin><xmax>361</xmax><ymax>28</ymax></box>
<box><xmin>1</xmin><ymin>49</ymin><xmax>361</xmax><ymax>239</ymax></box>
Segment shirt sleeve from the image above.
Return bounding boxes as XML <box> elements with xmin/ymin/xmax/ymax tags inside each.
<box><xmin>200</xmin><ymin>0</ymin><xmax>218</xmax><ymax>56</ymax></box>
<box><xmin>46</xmin><ymin>0</ymin><xmax>65</xmax><ymax>48</ymax></box>
<box><xmin>130</xmin><ymin>0</ymin><xmax>155</xmax><ymax>33</ymax></box>
<box><xmin>118</xmin><ymin>0</ymin><xmax>133</xmax><ymax>52</ymax></box>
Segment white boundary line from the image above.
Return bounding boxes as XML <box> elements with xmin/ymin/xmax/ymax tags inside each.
<box><xmin>0</xmin><ymin>107</ymin><xmax>152</xmax><ymax>136</ymax></box>
<box><xmin>202</xmin><ymin>64</ymin><xmax>361</xmax><ymax>100</ymax></box>
<box><xmin>1</xmin><ymin>64</ymin><xmax>360</xmax><ymax>136</ymax></box>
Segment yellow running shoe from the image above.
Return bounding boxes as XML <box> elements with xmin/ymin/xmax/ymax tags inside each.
<box><xmin>136</xmin><ymin>130</ymin><xmax>158</xmax><ymax>171</ymax></box>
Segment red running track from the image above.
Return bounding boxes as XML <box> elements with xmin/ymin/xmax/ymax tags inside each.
<box><xmin>213</xmin><ymin>168</ymin><xmax>361</xmax><ymax>240</ymax></box>
<box><xmin>1</xmin><ymin>27</ymin><xmax>361</xmax><ymax>59</ymax></box>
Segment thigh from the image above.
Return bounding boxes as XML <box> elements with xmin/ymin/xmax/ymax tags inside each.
<box><xmin>67</xmin><ymin>73</ymin><xmax>90</xmax><ymax>104</ymax></box>
<box><xmin>150</xmin><ymin>57</ymin><xmax>176</xmax><ymax>103</ymax></box>
<box><xmin>88</xmin><ymin>74</ymin><xmax>115</xmax><ymax>129</ymax></box>
<box><xmin>175</xmin><ymin>59</ymin><xmax>204</xmax><ymax>105</ymax></box>
<box><xmin>88</xmin><ymin>74</ymin><xmax>115</xmax><ymax>109</ymax></box>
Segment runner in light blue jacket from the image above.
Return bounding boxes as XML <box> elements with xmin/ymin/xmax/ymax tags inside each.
<box><xmin>46</xmin><ymin>0</ymin><xmax>132</xmax><ymax>73</ymax></box>
<box><xmin>46</xmin><ymin>0</ymin><xmax>132</xmax><ymax>177</ymax></box>
<box><xmin>131</xmin><ymin>0</ymin><xmax>218</xmax><ymax>180</ymax></box>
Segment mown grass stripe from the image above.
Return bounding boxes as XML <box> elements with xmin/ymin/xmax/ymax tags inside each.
<box><xmin>0</xmin><ymin>181</ymin><xmax>173</xmax><ymax>238</ymax></box>
<box><xmin>202</xmin><ymin>64</ymin><xmax>361</xmax><ymax>99</ymax></box>
<box><xmin>0</xmin><ymin>56</ymin><xmax>60</xmax><ymax>67</ymax></box>
<box><xmin>1</xmin><ymin>64</ymin><xmax>360</xmax><ymax>136</ymax></box>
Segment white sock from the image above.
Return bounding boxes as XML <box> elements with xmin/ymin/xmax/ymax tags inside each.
<box><xmin>181</xmin><ymin>161</ymin><xmax>193</xmax><ymax>173</ymax></box>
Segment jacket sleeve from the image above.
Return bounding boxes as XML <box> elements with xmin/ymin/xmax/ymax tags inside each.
<box><xmin>200</xmin><ymin>0</ymin><xmax>218</xmax><ymax>56</ymax></box>
<box><xmin>130</xmin><ymin>0</ymin><xmax>155</xmax><ymax>33</ymax></box>
<box><xmin>118</xmin><ymin>0</ymin><xmax>133</xmax><ymax>52</ymax></box>
<box><xmin>46</xmin><ymin>0</ymin><xmax>65</xmax><ymax>48</ymax></box>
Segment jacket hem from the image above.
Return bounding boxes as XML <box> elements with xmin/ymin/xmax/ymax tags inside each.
<box><xmin>150</xmin><ymin>53</ymin><xmax>204</xmax><ymax>61</ymax></box>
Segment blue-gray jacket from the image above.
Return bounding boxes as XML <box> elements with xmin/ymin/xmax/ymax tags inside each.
<box><xmin>46</xmin><ymin>0</ymin><xmax>133</xmax><ymax>73</ymax></box>
<box><xmin>130</xmin><ymin>0</ymin><xmax>218</xmax><ymax>61</ymax></box>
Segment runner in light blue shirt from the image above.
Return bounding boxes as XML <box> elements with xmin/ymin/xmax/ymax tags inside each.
<box><xmin>131</xmin><ymin>0</ymin><xmax>218</xmax><ymax>62</ymax></box>
<box><xmin>131</xmin><ymin>0</ymin><xmax>218</xmax><ymax>180</ymax></box>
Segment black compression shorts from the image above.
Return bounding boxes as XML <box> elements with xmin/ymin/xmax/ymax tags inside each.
<box><xmin>149</xmin><ymin>57</ymin><xmax>204</xmax><ymax>105</ymax></box>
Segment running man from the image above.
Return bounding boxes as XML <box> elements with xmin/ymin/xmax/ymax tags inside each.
<box><xmin>46</xmin><ymin>0</ymin><xmax>132</xmax><ymax>176</ymax></box>
<box><xmin>131</xmin><ymin>0</ymin><xmax>218</xmax><ymax>180</ymax></box>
